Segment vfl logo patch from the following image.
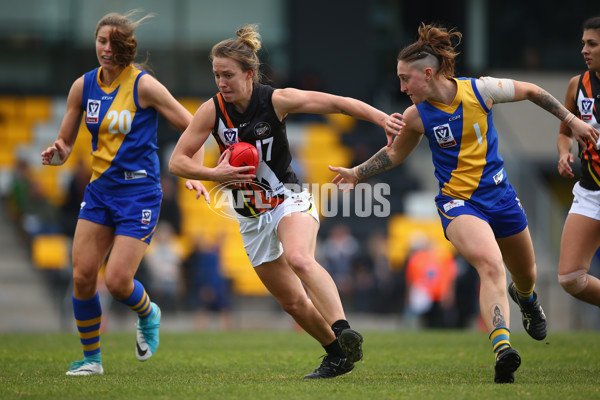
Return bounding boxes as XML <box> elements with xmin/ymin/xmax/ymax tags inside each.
<box><xmin>86</xmin><ymin>100</ymin><xmax>101</xmax><ymax>123</ymax></box>
<box><xmin>493</xmin><ymin>169</ymin><xmax>504</xmax><ymax>185</ymax></box>
<box><xmin>223</xmin><ymin>128</ymin><xmax>238</xmax><ymax>146</ymax></box>
<box><xmin>433</xmin><ymin>123</ymin><xmax>457</xmax><ymax>148</ymax></box>
<box><xmin>581</xmin><ymin>97</ymin><xmax>594</xmax><ymax>121</ymax></box>
<box><xmin>443</xmin><ymin>199</ymin><xmax>464</xmax><ymax>213</ymax></box>
<box><xmin>141</xmin><ymin>209</ymin><xmax>152</xmax><ymax>225</ymax></box>
<box><xmin>254</xmin><ymin>122</ymin><xmax>271</xmax><ymax>138</ymax></box>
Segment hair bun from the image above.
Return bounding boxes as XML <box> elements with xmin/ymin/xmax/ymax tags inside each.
<box><xmin>236</xmin><ymin>24</ymin><xmax>262</xmax><ymax>52</ymax></box>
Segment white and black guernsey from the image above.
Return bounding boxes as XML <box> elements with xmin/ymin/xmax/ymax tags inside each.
<box><xmin>211</xmin><ymin>83</ymin><xmax>301</xmax><ymax>217</ymax></box>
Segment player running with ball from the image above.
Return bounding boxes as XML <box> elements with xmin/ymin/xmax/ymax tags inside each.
<box><xmin>169</xmin><ymin>24</ymin><xmax>393</xmax><ymax>379</ymax></box>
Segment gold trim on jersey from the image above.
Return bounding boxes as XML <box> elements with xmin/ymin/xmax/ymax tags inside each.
<box><xmin>90</xmin><ymin>65</ymin><xmax>140</xmax><ymax>183</ymax></box>
<box><xmin>436</xmin><ymin>79</ymin><xmax>489</xmax><ymax>200</ymax></box>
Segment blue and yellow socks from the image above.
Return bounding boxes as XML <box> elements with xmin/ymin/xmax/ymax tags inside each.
<box><xmin>72</xmin><ymin>292</ymin><xmax>102</xmax><ymax>362</ymax></box>
<box><xmin>490</xmin><ymin>327</ymin><xmax>511</xmax><ymax>359</ymax></box>
<box><xmin>118</xmin><ymin>279</ymin><xmax>155</xmax><ymax>322</ymax></box>
<box><xmin>513</xmin><ymin>283</ymin><xmax>535</xmax><ymax>303</ymax></box>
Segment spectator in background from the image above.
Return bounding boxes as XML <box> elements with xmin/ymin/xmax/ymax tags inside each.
<box><xmin>159</xmin><ymin>175</ymin><xmax>182</xmax><ymax>235</ymax></box>
<box><xmin>321</xmin><ymin>223</ymin><xmax>360</xmax><ymax>305</ymax></box>
<box><xmin>7</xmin><ymin>157</ymin><xmax>33</xmax><ymax>232</ymax></box>
<box><xmin>21</xmin><ymin>180</ymin><xmax>61</xmax><ymax>238</ymax></box>
<box><xmin>60</xmin><ymin>159</ymin><xmax>91</xmax><ymax>237</ymax></box>
<box><xmin>144</xmin><ymin>222</ymin><xmax>184</xmax><ymax>312</ymax></box>
<box><xmin>403</xmin><ymin>234</ymin><xmax>458</xmax><ymax>328</ymax></box>
<box><xmin>183</xmin><ymin>236</ymin><xmax>233</xmax><ymax>331</ymax></box>
<box><xmin>366</xmin><ymin>230</ymin><xmax>402</xmax><ymax>314</ymax></box>
<box><xmin>453</xmin><ymin>255</ymin><xmax>480</xmax><ymax>329</ymax></box>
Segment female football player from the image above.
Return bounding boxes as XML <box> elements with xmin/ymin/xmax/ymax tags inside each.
<box><xmin>41</xmin><ymin>11</ymin><xmax>208</xmax><ymax>376</ymax></box>
<box><xmin>330</xmin><ymin>22</ymin><xmax>599</xmax><ymax>383</ymax></box>
<box><xmin>557</xmin><ymin>16</ymin><xmax>600</xmax><ymax>309</ymax></box>
<box><xmin>169</xmin><ymin>24</ymin><xmax>393</xmax><ymax>379</ymax></box>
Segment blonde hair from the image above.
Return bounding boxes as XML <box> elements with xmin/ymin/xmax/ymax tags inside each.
<box><xmin>398</xmin><ymin>23</ymin><xmax>462</xmax><ymax>78</ymax></box>
<box><xmin>210</xmin><ymin>24</ymin><xmax>262</xmax><ymax>82</ymax></box>
<box><xmin>95</xmin><ymin>10</ymin><xmax>154</xmax><ymax>69</ymax></box>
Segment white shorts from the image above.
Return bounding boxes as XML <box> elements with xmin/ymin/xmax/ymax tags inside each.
<box><xmin>568</xmin><ymin>182</ymin><xmax>600</xmax><ymax>221</ymax></box>
<box><xmin>238</xmin><ymin>190</ymin><xmax>319</xmax><ymax>267</ymax></box>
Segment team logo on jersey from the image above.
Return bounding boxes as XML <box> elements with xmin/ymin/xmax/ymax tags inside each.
<box><xmin>222</xmin><ymin>128</ymin><xmax>238</xmax><ymax>146</ymax></box>
<box><xmin>254</xmin><ymin>122</ymin><xmax>271</xmax><ymax>138</ymax></box>
<box><xmin>86</xmin><ymin>99</ymin><xmax>101</xmax><ymax>123</ymax></box>
<box><xmin>433</xmin><ymin>123</ymin><xmax>457</xmax><ymax>148</ymax></box>
<box><xmin>581</xmin><ymin>97</ymin><xmax>594</xmax><ymax>121</ymax></box>
<box><xmin>141</xmin><ymin>209</ymin><xmax>152</xmax><ymax>225</ymax></box>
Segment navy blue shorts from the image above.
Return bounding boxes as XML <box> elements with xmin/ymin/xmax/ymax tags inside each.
<box><xmin>435</xmin><ymin>184</ymin><xmax>528</xmax><ymax>239</ymax></box>
<box><xmin>79</xmin><ymin>184</ymin><xmax>162</xmax><ymax>244</ymax></box>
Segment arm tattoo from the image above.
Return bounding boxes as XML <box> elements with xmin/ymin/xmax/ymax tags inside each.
<box><xmin>357</xmin><ymin>148</ymin><xmax>392</xmax><ymax>179</ymax></box>
<box><xmin>531</xmin><ymin>88</ymin><xmax>569</xmax><ymax>121</ymax></box>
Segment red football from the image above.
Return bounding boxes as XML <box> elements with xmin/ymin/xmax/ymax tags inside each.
<box><xmin>227</xmin><ymin>142</ymin><xmax>259</xmax><ymax>174</ymax></box>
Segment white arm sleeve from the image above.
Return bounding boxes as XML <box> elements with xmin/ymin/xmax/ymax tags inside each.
<box><xmin>475</xmin><ymin>76</ymin><xmax>515</xmax><ymax>104</ymax></box>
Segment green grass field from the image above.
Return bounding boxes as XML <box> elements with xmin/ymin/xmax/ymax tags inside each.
<box><xmin>1</xmin><ymin>330</ymin><xmax>598</xmax><ymax>399</ymax></box>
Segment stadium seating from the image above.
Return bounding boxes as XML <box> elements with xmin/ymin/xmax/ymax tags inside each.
<box><xmin>31</xmin><ymin>234</ymin><xmax>69</xmax><ymax>270</ymax></box>
<box><xmin>3</xmin><ymin>95</ymin><xmax>419</xmax><ymax>301</ymax></box>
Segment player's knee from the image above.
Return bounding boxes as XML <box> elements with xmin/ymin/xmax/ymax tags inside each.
<box><xmin>285</xmin><ymin>252</ymin><xmax>313</xmax><ymax>273</ymax></box>
<box><xmin>558</xmin><ymin>269</ymin><xmax>589</xmax><ymax>295</ymax></box>
<box><xmin>103</xmin><ymin>274</ymin><xmax>130</xmax><ymax>298</ymax></box>
<box><xmin>278</xmin><ymin>297</ymin><xmax>305</xmax><ymax>316</ymax></box>
<box><xmin>475</xmin><ymin>258</ymin><xmax>505</xmax><ymax>283</ymax></box>
<box><xmin>72</xmin><ymin>267</ymin><xmax>97</xmax><ymax>292</ymax></box>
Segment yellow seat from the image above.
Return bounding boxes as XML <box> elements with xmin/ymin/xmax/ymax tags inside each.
<box><xmin>0</xmin><ymin>97</ymin><xmax>18</xmax><ymax>121</ymax></box>
<box><xmin>22</xmin><ymin>96</ymin><xmax>51</xmax><ymax>122</ymax></box>
<box><xmin>299</xmin><ymin>123</ymin><xmax>353</xmax><ymax>187</ymax></box>
<box><xmin>30</xmin><ymin>166</ymin><xmax>65</xmax><ymax>206</ymax></box>
<box><xmin>325</xmin><ymin>113</ymin><xmax>356</xmax><ymax>133</ymax></box>
<box><xmin>31</xmin><ymin>234</ymin><xmax>70</xmax><ymax>270</ymax></box>
<box><xmin>0</xmin><ymin>145</ymin><xmax>16</xmax><ymax>167</ymax></box>
<box><xmin>4</xmin><ymin>120</ymin><xmax>33</xmax><ymax>145</ymax></box>
<box><xmin>177</xmin><ymin>97</ymin><xmax>203</xmax><ymax>115</ymax></box>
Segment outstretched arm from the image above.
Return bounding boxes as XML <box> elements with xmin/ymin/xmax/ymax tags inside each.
<box><xmin>513</xmin><ymin>80</ymin><xmax>599</xmax><ymax>148</ymax></box>
<box><xmin>272</xmin><ymin>88</ymin><xmax>404</xmax><ymax>146</ymax></box>
<box><xmin>330</xmin><ymin>107</ymin><xmax>423</xmax><ymax>191</ymax></box>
